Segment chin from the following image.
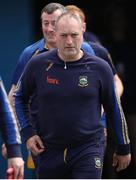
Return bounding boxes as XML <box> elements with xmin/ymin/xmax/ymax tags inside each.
<box><xmin>48</xmin><ymin>38</ymin><xmax>55</xmax><ymax>42</ymax></box>
<box><xmin>65</xmin><ymin>54</ymin><xmax>76</xmax><ymax>60</ymax></box>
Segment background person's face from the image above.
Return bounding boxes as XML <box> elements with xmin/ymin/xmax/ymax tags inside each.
<box><xmin>56</xmin><ymin>16</ymin><xmax>83</xmax><ymax>61</ymax></box>
<box><xmin>41</xmin><ymin>9</ymin><xmax>62</xmax><ymax>48</ymax></box>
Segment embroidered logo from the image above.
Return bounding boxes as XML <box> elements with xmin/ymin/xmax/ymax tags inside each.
<box><xmin>78</xmin><ymin>76</ymin><xmax>88</xmax><ymax>87</ymax></box>
<box><xmin>94</xmin><ymin>158</ymin><xmax>102</xmax><ymax>169</ymax></box>
<box><xmin>47</xmin><ymin>76</ymin><xmax>59</xmax><ymax>85</ymax></box>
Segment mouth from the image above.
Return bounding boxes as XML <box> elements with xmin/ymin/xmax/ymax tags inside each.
<box><xmin>65</xmin><ymin>47</ymin><xmax>75</xmax><ymax>49</ymax></box>
<box><xmin>47</xmin><ymin>34</ymin><xmax>55</xmax><ymax>38</ymax></box>
<box><xmin>47</xmin><ymin>33</ymin><xmax>55</xmax><ymax>38</ymax></box>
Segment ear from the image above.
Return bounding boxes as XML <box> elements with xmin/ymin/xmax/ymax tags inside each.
<box><xmin>82</xmin><ymin>22</ymin><xmax>86</xmax><ymax>32</ymax></box>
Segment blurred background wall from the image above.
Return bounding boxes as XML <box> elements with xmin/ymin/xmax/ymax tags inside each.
<box><xmin>0</xmin><ymin>0</ymin><xmax>135</xmax><ymax>178</ymax></box>
<box><xmin>0</xmin><ymin>0</ymin><xmax>34</xmax><ymax>91</ymax></box>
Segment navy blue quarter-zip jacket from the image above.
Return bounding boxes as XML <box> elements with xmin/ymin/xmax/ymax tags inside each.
<box><xmin>15</xmin><ymin>49</ymin><xmax>130</xmax><ymax>155</ymax></box>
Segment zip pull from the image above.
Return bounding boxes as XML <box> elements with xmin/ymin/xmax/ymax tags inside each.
<box><xmin>64</xmin><ymin>61</ymin><xmax>67</xmax><ymax>69</ymax></box>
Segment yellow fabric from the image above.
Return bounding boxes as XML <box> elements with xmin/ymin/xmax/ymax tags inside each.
<box><xmin>27</xmin><ymin>153</ymin><xmax>35</xmax><ymax>169</ymax></box>
<box><xmin>64</xmin><ymin>148</ymin><xmax>68</xmax><ymax>164</ymax></box>
<box><xmin>45</xmin><ymin>43</ymin><xmax>49</xmax><ymax>49</ymax></box>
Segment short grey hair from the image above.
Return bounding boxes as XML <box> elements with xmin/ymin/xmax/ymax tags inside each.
<box><xmin>41</xmin><ymin>3</ymin><xmax>66</xmax><ymax>15</ymax></box>
<box><xmin>55</xmin><ymin>11</ymin><xmax>82</xmax><ymax>30</ymax></box>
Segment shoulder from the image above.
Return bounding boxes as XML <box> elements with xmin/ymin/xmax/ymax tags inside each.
<box><xmin>18</xmin><ymin>39</ymin><xmax>44</xmax><ymax>64</ymax></box>
<box><xmin>90</xmin><ymin>55</ymin><xmax>113</xmax><ymax>80</ymax></box>
<box><xmin>83</xmin><ymin>31</ymin><xmax>101</xmax><ymax>44</ymax></box>
<box><xmin>22</xmin><ymin>39</ymin><xmax>44</xmax><ymax>55</ymax></box>
<box><xmin>27</xmin><ymin>49</ymin><xmax>58</xmax><ymax>65</ymax></box>
<box><xmin>82</xmin><ymin>42</ymin><xmax>109</xmax><ymax>60</ymax></box>
<box><xmin>34</xmin><ymin>48</ymin><xmax>57</xmax><ymax>59</ymax></box>
<box><xmin>89</xmin><ymin>43</ymin><xmax>109</xmax><ymax>56</ymax></box>
<box><xmin>22</xmin><ymin>49</ymin><xmax>58</xmax><ymax>76</ymax></box>
<box><xmin>89</xmin><ymin>43</ymin><xmax>116</xmax><ymax>74</ymax></box>
<box><xmin>84</xmin><ymin>52</ymin><xmax>112</xmax><ymax>72</ymax></box>
<box><xmin>81</xmin><ymin>42</ymin><xmax>95</xmax><ymax>55</ymax></box>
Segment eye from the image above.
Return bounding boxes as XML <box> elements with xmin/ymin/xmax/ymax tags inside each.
<box><xmin>51</xmin><ymin>21</ymin><xmax>56</xmax><ymax>26</ymax></box>
<box><xmin>60</xmin><ymin>34</ymin><xmax>67</xmax><ymax>37</ymax></box>
<box><xmin>42</xmin><ymin>22</ymin><xmax>49</xmax><ymax>26</ymax></box>
<box><xmin>71</xmin><ymin>33</ymin><xmax>78</xmax><ymax>38</ymax></box>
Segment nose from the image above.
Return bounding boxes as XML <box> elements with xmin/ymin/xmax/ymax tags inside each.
<box><xmin>48</xmin><ymin>23</ymin><xmax>55</xmax><ymax>32</ymax></box>
<box><xmin>66</xmin><ymin>35</ymin><xmax>72</xmax><ymax>45</ymax></box>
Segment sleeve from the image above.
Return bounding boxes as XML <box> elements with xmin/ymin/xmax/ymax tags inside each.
<box><xmin>81</xmin><ymin>42</ymin><xmax>95</xmax><ymax>55</ymax></box>
<box><xmin>106</xmin><ymin>52</ymin><xmax>117</xmax><ymax>75</ymax></box>
<box><xmin>0</xmin><ymin>77</ymin><xmax>22</xmax><ymax>158</ymax></box>
<box><xmin>14</xmin><ymin>61</ymin><xmax>37</xmax><ymax>142</ymax></box>
<box><xmin>99</xmin><ymin>62</ymin><xmax>130</xmax><ymax>155</ymax></box>
<box><xmin>11</xmin><ymin>47</ymin><xmax>34</xmax><ymax>85</ymax></box>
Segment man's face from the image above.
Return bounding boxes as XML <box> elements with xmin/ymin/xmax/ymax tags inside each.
<box><xmin>41</xmin><ymin>9</ymin><xmax>62</xmax><ymax>48</ymax></box>
<box><xmin>55</xmin><ymin>15</ymin><xmax>83</xmax><ymax>61</ymax></box>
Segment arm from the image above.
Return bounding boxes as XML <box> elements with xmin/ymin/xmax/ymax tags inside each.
<box><xmin>0</xmin><ymin>78</ymin><xmax>21</xmax><ymax>155</ymax></box>
<box><xmin>0</xmin><ymin>77</ymin><xmax>24</xmax><ymax>179</ymax></box>
<box><xmin>1</xmin><ymin>47</ymin><xmax>36</xmax><ymax>158</ymax></box>
<box><xmin>8</xmin><ymin>84</ymin><xmax>16</xmax><ymax>105</ymax></box>
<box><xmin>107</xmin><ymin>52</ymin><xmax>124</xmax><ymax>98</ymax></box>
<box><xmin>114</xmin><ymin>74</ymin><xmax>124</xmax><ymax>97</ymax></box>
<box><xmin>9</xmin><ymin>43</ymin><xmax>41</xmax><ymax>105</ymax></box>
<box><xmin>2</xmin><ymin>49</ymin><xmax>30</xmax><ymax>158</ymax></box>
<box><xmin>14</xmin><ymin>60</ymin><xmax>45</xmax><ymax>155</ymax></box>
<box><xmin>14</xmin><ymin>80</ymin><xmax>36</xmax><ymax>141</ymax></box>
<box><xmin>106</xmin><ymin>52</ymin><xmax>124</xmax><ymax>97</ymax></box>
<box><xmin>9</xmin><ymin>44</ymin><xmax>38</xmax><ymax>104</ymax></box>
<box><xmin>99</xmin><ymin>62</ymin><xmax>131</xmax><ymax>171</ymax></box>
<box><xmin>11</xmin><ymin>47</ymin><xmax>35</xmax><ymax>89</ymax></box>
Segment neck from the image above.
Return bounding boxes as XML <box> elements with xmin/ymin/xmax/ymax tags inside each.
<box><xmin>58</xmin><ymin>50</ymin><xmax>83</xmax><ymax>62</ymax></box>
<box><xmin>46</xmin><ymin>42</ymin><xmax>57</xmax><ymax>50</ymax></box>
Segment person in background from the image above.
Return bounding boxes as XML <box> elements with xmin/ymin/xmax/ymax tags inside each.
<box><xmin>0</xmin><ymin>76</ymin><xmax>24</xmax><ymax>179</ymax></box>
<box><xmin>84</xmin><ymin>30</ymin><xmax>101</xmax><ymax>44</ymax></box>
<box><xmin>8</xmin><ymin>3</ymin><xmax>67</xmax><ymax>104</ymax></box>
<box><xmin>14</xmin><ymin>11</ymin><xmax>131</xmax><ymax>179</ymax></box>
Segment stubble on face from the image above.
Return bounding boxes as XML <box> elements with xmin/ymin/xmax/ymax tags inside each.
<box><xmin>55</xmin><ymin>14</ymin><xmax>84</xmax><ymax>61</ymax></box>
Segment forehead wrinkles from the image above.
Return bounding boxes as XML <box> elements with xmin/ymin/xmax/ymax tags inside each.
<box><xmin>42</xmin><ymin>10</ymin><xmax>62</xmax><ymax>22</ymax></box>
<box><xmin>56</xmin><ymin>14</ymin><xmax>82</xmax><ymax>30</ymax></box>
